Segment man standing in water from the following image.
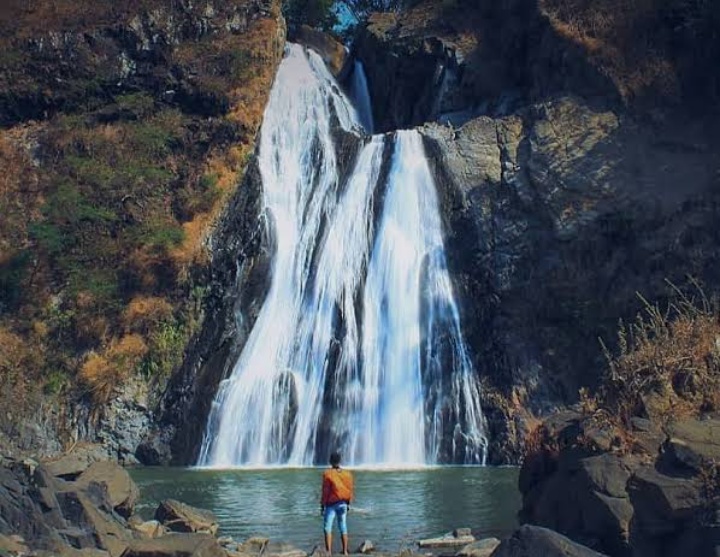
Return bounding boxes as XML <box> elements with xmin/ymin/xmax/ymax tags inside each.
<box><xmin>320</xmin><ymin>451</ymin><xmax>354</xmax><ymax>556</ymax></box>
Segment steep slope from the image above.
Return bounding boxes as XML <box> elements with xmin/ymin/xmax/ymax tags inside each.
<box><xmin>0</xmin><ymin>0</ymin><xmax>285</xmax><ymax>460</ymax></box>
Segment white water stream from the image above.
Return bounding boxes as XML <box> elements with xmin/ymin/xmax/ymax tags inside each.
<box><xmin>198</xmin><ymin>44</ymin><xmax>487</xmax><ymax>467</ymax></box>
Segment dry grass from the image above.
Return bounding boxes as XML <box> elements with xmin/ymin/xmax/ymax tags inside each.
<box><xmin>122</xmin><ymin>296</ymin><xmax>174</xmax><ymax>333</ymax></box>
<box><xmin>79</xmin><ymin>334</ymin><xmax>149</xmax><ymax>403</ymax></box>
<box><xmin>592</xmin><ymin>281</ymin><xmax>720</xmax><ymax>428</ymax></box>
<box><xmin>539</xmin><ymin>0</ymin><xmax>718</xmax><ymax>104</ymax></box>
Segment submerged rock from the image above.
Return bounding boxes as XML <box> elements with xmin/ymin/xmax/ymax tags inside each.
<box><xmin>357</xmin><ymin>539</ymin><xmax>375</xmax><ymax>554</ymax></box>
<box><xmin>156</xmin><ymin>499</ymin><xmax>219</xmax><ymax>536</ymax></box>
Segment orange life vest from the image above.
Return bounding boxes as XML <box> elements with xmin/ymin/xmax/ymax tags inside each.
<box><xmin>321</xmin><ymin>467</ymin><xmax>354</xmax><ymax>505</ymax></box>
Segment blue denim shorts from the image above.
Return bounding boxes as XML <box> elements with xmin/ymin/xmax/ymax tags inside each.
<box><xmin>323</xmin><ymin>501</ymin><xmax>349</xmax><ymax>534</ymax></box>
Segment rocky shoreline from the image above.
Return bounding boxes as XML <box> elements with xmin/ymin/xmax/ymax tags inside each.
<box><xmin>0</xmin><ymin>450</ymin><xmax>611</xmax><ymax>557</ymax></box>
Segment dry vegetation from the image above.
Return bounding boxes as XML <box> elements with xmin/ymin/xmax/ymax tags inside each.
<box><xmin>0</xmin><ymin>0</ymin><xmax>282</xmax><ymax>422</ymax></box>
<box><xmin>573</xmin><ymin>281</ymin><xmax>720</xmax><ymax>442</ymax></box>
<box><xmin>540</xmin><ymin>0</ymin><xmax>720</xmax><ymax>104</ymax></box>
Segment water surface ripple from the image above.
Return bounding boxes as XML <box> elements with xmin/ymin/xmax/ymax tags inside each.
<box><xmin>131</xmin><ymin>467</ymin><xmax>519</xmax><ymax>551</ymax></box>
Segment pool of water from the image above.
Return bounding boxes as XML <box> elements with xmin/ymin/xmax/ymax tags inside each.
<box><xmin>130</xmin><ymin>467</ymin><xmax>520</xmax><ymax>552</ymax></box>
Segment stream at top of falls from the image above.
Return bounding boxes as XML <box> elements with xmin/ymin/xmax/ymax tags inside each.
<box><xmin>198</xmin><ymin>43</ymin><xmax>488</xmax><ymax>468</ymax></box>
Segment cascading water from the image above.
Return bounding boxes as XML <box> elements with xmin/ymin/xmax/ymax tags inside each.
<box><xmin>348</xmin><ymin>61</ymin><xmax>374</xmax><ymax>134</ymax></box>
<box><xmin>198</xmin><ymin>44</ymin><xmax>487</xmax><ymax>468</ymax></box>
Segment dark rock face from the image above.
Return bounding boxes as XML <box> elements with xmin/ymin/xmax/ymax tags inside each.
<box><xmin>156</xmin><ymin>155</ymin><xmax>273</xmax><ymax>465</ymax></box>
<box><xmin>519</xmin><ymin>415</ymin><xmax>720</xmax><ymax>557</ymax></box>
<box><xmin>353</xmin><ymin>13</ymin><xmax>470</xmax><ymax>133</ymax></box>
<box><xmin>419</xmin><ymin>93</ymin><xmax>720</xmax><ymax>463</ymax></box>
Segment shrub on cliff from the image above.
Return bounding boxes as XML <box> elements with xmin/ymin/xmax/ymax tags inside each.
<box><xmin>590</xmin><ymin>281</ymin><xmax>720</xmax><ymax>429</ymax></box>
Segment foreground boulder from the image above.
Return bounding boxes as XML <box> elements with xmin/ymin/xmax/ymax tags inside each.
<box><xmin>43</xmin><ymin>445</ymin><xmax>108</xmax><ymax>480</ymax></box>
<box><xmin>76</xmin><ymin>461</ymin><xmax>140</xmax><ymax>518</ymax></box>
<box><xmin>491</xmin><ymin>526</ymin><xmax>607</xmax><ymax>557</ymax></box>
<box><xmin>155</xmin><ymin>499</ymin><xmax>219</xmax><ymax>536</ymax></box>
<box><xmin>520</xmin><ymin>413</ymin><xmax>720</xmax><ymax>557</ymax></box>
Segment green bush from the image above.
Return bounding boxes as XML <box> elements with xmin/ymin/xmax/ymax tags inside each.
<box><xmin>44</xmin><ymin>369</ymin><xmax>68</xmax><ymax>395</ymax></box>
<box><xmin>140</xmin><ymin>320</ymin><xmax>186</xmax><ymax>379</ymax></box>
<box><xmin>29</xmin><ymin>222</ymin><xmax>70</xmax><ymax>254</ymax></box>
<box><xmin>115</xmin><ymin>92</ymin><xmax>155</xmax><ymax>118</ymax></box>
<box><xmin>138</xmin><ymin>222</ymin><xmax>185</xmax><ymax>250</ymax></box>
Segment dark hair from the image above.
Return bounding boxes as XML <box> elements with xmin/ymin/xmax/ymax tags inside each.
<box><xmin>329</xmin><ymin>451</ymin><xmax>341</xmax><ymax>467</ymax></box>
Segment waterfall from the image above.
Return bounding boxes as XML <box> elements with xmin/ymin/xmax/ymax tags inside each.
<box><xmin>348</xmin><ymin>61</ymin><xmax>374</xmax><ymax>134</ymax></box>
<box><xmin>198</xmin><ymin>44</ymin><xmax>487</xmax><ymax>468</ymax></box>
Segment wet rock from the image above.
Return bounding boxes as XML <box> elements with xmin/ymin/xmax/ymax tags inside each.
<box><xmin>455</xmin><ymin>537</ymin><xmax>500</xmax><ymax>557</ymax></box>
<box><xmin>418</xmin><ymin>530</ymin><xmax>475</xmax><ymax>548</ymax></box>
<box><xmin>135</xmin><ymin>432</ymin><xmax>173</xmax><ymax>467</ymax></box>
<box><xmin>491</xmin><ymin>525</ymin><xmax>607</xmax><ymax>556</ymax></box>
<box><xmin>76</xmin><ymin>461</ymin><xmax>139</xmax><ymax>518</ymax></box>
<box><xmin>238</xmin><ymin>537</ymin><xmax>269</xmax><ymax>553</ymax></box>
<box><xmin>356</xmin><ymin>539</ymin><xmax>375</xmax><ymax>553</ymax></box>
<box><xmin>155</xmin><ymin>499</ymin><xmax>219</xmax><ymax>535</ymax></box>
<box><xmin>122</xmin><ymin>533</ymin><xmax>226</xmax><ymax>557</ymax></box>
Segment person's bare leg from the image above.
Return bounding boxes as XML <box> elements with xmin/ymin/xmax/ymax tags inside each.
<box><xmin>341</xmin><ymin>534</ymin><xmax>349</xmax><ymax>555</ymax></box>
<box><xmin>325</xmin><ymin>532</ymin><xmax>332</xmax><ymax>555</ymax></box>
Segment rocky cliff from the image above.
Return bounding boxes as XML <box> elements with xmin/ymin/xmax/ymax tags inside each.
<box><xmin>354</xmin><ymin>0</ymin><xmax>720</xmax><ymax>463</ymax></box>
<box><xmin>0</xmin><ymin>0</ymin><xmax>286</xmax><ymax>462</ymax></box>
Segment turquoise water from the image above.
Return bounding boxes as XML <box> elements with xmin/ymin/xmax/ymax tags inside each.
<box><xmin>131</xmin><ymin>467</ymin><xmax>520</xmax><ymax>552</ymax></box>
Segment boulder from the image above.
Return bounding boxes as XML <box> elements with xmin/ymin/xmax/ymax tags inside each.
<box><xmin>55</xmin><ymin>489</ymin><xmax>131</xmax><ymax>557</ymax></box>
<box><xmin>44</xmin><ymin>446</ymin><xmax>108</xmax><ymax>480</ymax></box>
<box><xmin>491</xmin><ymin>525</ymin><xmax>608</xmax><ymax>557</ymax></box>
<box><xmin>121</xmin><ymin>533</ymin><xmax>226</xmax><ymax>557</ymax></box>
<box><xmin>455</xmin><ymin>537</ymin><xmax>500</xmax><ymax>557</ymax></box>
<box><xmin>128</xmin><ymin>519</ymin><xmax>166</xmax><ymax>540</ymax></box>
<box><xmin>627</xmin><ymin>465</ymin><xmax>702</xmax><ymax>536</ymax></box>
<box><xmin>664</xmin><ymin>419</ymin><xmax>720</xmax><ymax>471</ymax></box>
<box><xmin>418</xmin><ymin>529</ymin><xmax>475</xmax><ymax>548</ymax></box>
<box><xmin>155</xmin><ymin>499</ymin><xmax>219</xmax><ymax>536</ymax></box>
<box><xmin>76</xmin><ymin>462</ymin><xmax>139</xmax><ymax>518</ymax></box>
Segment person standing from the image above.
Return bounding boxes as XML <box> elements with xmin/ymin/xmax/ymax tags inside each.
<box><xmin>320</xmin><ymin>451</ymin><xmax>354</xmax><ymax>556</ymax></box>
